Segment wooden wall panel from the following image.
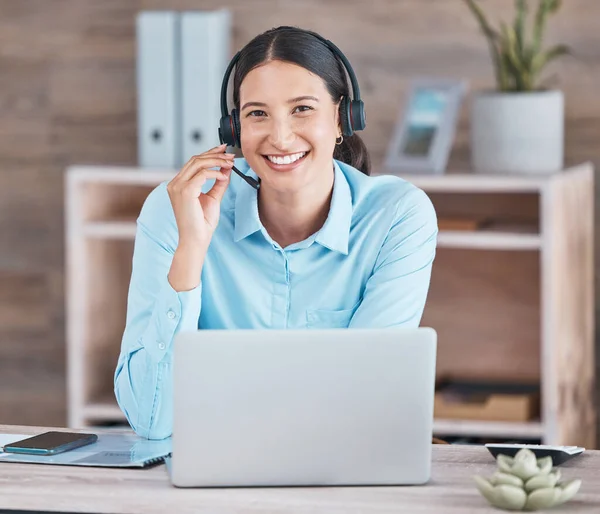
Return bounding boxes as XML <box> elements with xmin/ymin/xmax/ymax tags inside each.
<box><xmin>0</xmin><ymin>0</ymin><xmax>598</xmax><ymax>432</ymax></box>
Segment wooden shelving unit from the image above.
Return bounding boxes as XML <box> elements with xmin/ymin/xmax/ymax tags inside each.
<box><xmin>65</xmin><ymin>166</ymin><xmax>176</xmax><ymax>430</ymax></box>
<box><xmin>394</xmin><ymin>162</ymin><xmax>596</xmax><ymax>447</ymax></box>
<box><xmin>65</xmin><ymin>163</ymin><xmax>596</xmax><ymax>447</ymax></box>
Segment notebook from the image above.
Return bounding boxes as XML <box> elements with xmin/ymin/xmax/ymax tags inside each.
<box><xmin>0</xmin><ymin>432</ymin><xmax>171</xmax><ymax>468</ymax></box>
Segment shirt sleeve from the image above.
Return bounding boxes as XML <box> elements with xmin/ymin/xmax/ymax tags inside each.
<box><xmin>114</xmin><ymin>183</ymin><xmax>202</xmax><ymax>440</ymax></box>
<box><xmin>349</xmin><ymin>186</ymin><xmax>438</xmax><ymax>328</ymax></box>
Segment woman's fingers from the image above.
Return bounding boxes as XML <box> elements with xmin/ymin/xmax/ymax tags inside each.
<box><xmin>182</xmin><ymin>169</ymin><xmax>230</xmax><ymax>199</ymax></box>
<box><xmin>176</xmin><ymin>155</ymin><xmax>234</xmax><ymax>183</ymax></box>
<box><xmin>175</xmin><ymin>144</ymin><xmax>232</xmax><ymax>174</ymax></box>
<box><xmin>180</xmin><ymin>152</ymin><xmax>234</xmax><ymax>174</ymax></box>
<box><xmin>170</xmin><ymin>168</ymin><xmax>227</xmax><ymax>192</ymax></box>
<box><xmin>204</xmin><ymin>168</ymin><xmax>232</xmax><ymax>203</ymax></box>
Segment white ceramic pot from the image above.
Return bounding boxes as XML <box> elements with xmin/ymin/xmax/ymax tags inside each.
<box><xmin>470</xmin><ymin>90</ymin><xmax>564</xmax><ymax>174</ymax></box>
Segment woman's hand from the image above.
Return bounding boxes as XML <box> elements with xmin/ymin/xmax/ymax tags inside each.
<box><xmin>166</xmin><ymin>144</ymin><xmax>234</xmax><ymax>291</ymax></box>
<box><xmin>167</xmin><ymin>143</ymin><xmax>234</xmax><ymax>247</ymax></box>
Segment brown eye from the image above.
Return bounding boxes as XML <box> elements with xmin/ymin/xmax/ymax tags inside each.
<box><xmin>248</xmin><ymin>110</ymin><xmax>266</xmax><ymax>117</ymax></box>
<box><xmin>293</xmin><ymin>105</ymin><xmax>313</xmax><ymax>114</ymax></box>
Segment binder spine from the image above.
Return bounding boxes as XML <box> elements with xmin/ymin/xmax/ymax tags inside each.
<box><xmin>136</xmin><ymin>11</ymin><xmax>181</xmax><ymax>169</ymax></box>
<box><xmin>180</xmin><ymin>10</ymin><xmax>231</xmax><ymax>166</ymax></box>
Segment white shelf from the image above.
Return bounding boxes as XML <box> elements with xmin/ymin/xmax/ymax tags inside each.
<box><xmin>434</xmin><ymin>419</ymin><xmax>544</xmax><ymax>439</ymax></box>
<box><xmin>83</xmin><ymin>221</ymin><xmax>137</xmax><ymax>239</ymax></box>
<box><xmin>437</xmin><ymin>230</ymin><xmax>541</xmax><ymax>250</ymax></box>
<box><xmin>372</xmin><ymin>168</ymin><xmax>578</xmax><ymax>193</ymax></box>
<box><xmin>393</xmin><ymin>173</ymin><xmax>549</xmax><ymax>193</ymax></box>
<box><xmin>67</xmin><ymin>165</ymin><xmax>176</xmax><ymax>185</ymax></box>
<box><xmin>82</xmin><ymin>223</ymin><xmax>541</xmax><ymax>250</ymax></box>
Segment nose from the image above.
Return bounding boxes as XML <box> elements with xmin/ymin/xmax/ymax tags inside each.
<box><xmin>267</xmin><ymin>117</ymin><xmax>295</xmax><ymax>150</ymax></box>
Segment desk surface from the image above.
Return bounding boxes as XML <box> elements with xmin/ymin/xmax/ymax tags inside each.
<box><xmin>0</xmin><ymin>424</ymin><xmax>599</xmax><ymax>513</ymax></box>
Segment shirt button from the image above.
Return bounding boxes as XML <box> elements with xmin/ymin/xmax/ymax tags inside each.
<box><xmin>158</xmin><ymin>342</ymin><xmax>166</xmax><ymax>350</ymax></box>
<box><xmin>167</xmin><ymin>310</ymin><xmax>176</xmax><ymax>320</ymax></box>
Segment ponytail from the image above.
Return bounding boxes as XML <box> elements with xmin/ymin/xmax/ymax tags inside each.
<box><xmin>333</xmin><ymin>133</ymin><xmax>371</xmax><ymax>176</ymax></box>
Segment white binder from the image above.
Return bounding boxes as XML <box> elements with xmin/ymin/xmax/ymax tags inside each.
<box><xmin>136</xmin><ymin>11</ymin><xmax>181</xmax><ymax>168</ymax></box>
<box><xmin>180</xmin><ymin>10</ymin><xmax>231</xmax><ymax>165</ymax></box>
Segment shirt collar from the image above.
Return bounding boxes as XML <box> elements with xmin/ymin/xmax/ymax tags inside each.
<box><xmin>234</xmin><ymin>160</ymin><xmax>353</xmax><ymax>255</ymax></box>
<box><xmin>314</xmin><ymin>160</ymin><xmax>352</xmax><ymax>255</ymax></box>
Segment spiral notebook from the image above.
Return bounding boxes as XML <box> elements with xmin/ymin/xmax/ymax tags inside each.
<box><xmin>0</xmin><ymin>432</ymin><xmax>171</xmax><ymax>468</ymax></box>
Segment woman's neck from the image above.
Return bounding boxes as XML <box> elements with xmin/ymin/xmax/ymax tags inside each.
<box><xmin>258</xmin><ymin>171</ymin><xmax>334</xmax><ymax>248</ymax></box>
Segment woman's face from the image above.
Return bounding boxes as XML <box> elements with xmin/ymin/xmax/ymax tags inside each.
<box><xmin>238</xmin><ymin>60</ymin><xmax>340</xmax><ymax>193</ymax></box>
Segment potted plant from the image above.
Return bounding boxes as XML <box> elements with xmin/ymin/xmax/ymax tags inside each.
<box><xmin>464</xmin><ymin>0</ymin><xmax>570</xmax><ymax>173</ymax></box>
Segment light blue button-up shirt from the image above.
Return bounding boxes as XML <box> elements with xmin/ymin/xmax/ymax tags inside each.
<box><xmin>114</xmin><ymin>158</ymin><xmax>438</xmax><ymax>439</ymax></box>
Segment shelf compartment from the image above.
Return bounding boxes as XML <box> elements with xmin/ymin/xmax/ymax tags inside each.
<box><xmin>431</xmin><ymin>191</ymin><xmax>540</xmax><ymax>244</ymax></box>
<box><xmin>425</xmin><ymin>248</ymin><xmax>541</xmax><ymax>384</ymax></box>
<box><xmin>434</xmin><ymin>378</ymin><xmax>540</xmax><ymax>422</ymax></box>
<box><xmin>81</xmin><ymin>239</ymin><xmax>134</xmax><ymax>410</ymax></box>
<box><xmin>76</xmin><ymin>183</ymin><xmax>157</xmax><ymax>223</ymax></box>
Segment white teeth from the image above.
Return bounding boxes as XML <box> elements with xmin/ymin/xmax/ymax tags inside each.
<box><xmin>267</xmin><ymin>151</ymin><xmax>306</xmax><ymax>165</ymax></box>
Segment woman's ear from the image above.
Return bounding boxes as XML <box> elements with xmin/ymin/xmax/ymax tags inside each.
<box><xmin>335</xmin><ymin>97</ymin><xmax>342</xmax><ymax>135</ymax></box>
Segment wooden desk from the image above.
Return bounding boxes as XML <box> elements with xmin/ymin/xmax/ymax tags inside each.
<box><xmin>0</xmin><ymin>425</ymin><xmax>599</xmax><ymax>513</ymax></box>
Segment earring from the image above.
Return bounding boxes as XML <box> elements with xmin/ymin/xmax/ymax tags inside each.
<box><xmin>335</xmin><ymin>135</ymin><xmax>343</xmax><ymax>145</ymax></box>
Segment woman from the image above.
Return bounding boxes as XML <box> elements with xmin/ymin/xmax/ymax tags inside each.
<box><xmin>114</xmin><ymin>26</ymin><xmax>438</xmax><ymax>440</ymax></box>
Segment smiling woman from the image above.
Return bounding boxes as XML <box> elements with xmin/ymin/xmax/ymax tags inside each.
<box><xmin>114</xmin><ymin>26</ymin><xmax>439</xmax><ymax>439</ymax></box>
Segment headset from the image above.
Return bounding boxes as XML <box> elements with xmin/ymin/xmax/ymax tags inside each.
<box><xmin>218</xmin><ymin>30</ymin><xmax>366</xmax><ymax>190</ymax></box>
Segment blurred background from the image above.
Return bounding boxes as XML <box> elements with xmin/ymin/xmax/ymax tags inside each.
<box><xmin>1</xmin><ymin>0</ymin><xmax>599</xmax><ymax>446</ymax></box>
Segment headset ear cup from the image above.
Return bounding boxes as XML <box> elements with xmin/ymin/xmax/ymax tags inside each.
<box><xmin>231</xmin><ymin>109</ymin><xmax>241</xmax><ymax>147</ymax></box>
<box><xmin>350</xmin><ymin>99</ymin><xmax>366</xmax><ymax>132</ymax></box>
<box><xmin>219</xmin><ymin>115</ymin><xmax>235</xmax><ymax>147</ymax></box>
<box><xmin>339</xmin><ymin>96</ymin><xmax>353</xmax><ymax>137</ymax></box>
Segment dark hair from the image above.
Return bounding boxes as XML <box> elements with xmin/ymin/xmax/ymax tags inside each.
<box><xmin>232</xmin><ymin>26</ymin><xmax>371</xmax><ymax>176</ymax></box>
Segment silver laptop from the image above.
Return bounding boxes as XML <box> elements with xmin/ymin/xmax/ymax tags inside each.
<box><xmin>169</xmin><ymin>327</ymin><xmax>437</xmax><ymax>487</ymax></box>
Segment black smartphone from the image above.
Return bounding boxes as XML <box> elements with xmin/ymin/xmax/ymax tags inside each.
<box><xmin>3</xmin><ymin>431</ymin><xmax>98</xmax><ymax>456</ymax></box>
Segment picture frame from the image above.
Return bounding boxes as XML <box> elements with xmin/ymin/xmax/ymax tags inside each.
<box><xmin>384</xmin><ymin>78</ymin><xmax>467</xmax><ymax>175</ymax></box>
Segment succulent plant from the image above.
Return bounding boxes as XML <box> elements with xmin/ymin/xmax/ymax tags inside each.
<box><xmin>464</xmin><ymin>0</ymin><xmax>570</xmax><ymax>92</ymax></box>
<box><xmin>474</xmin><ymin>448</ymin><xmax>581</xmax><ymax>511</ymax></box>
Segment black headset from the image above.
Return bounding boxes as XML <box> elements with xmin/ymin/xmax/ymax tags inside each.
<box><xmin>218</xmin><ymin>30</ymin><xmax>366</xmax><ymax>189</ymax></box>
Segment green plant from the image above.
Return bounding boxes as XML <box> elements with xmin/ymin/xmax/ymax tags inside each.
<box><xmin>464</xmin><ymin>0</ymin><xmax>570</xmax><ymax>92</ymax></box>
<box><xmin>474</xmin><ymin>448</ymin><xmax>581</xmax><ymax>511</ymax></box>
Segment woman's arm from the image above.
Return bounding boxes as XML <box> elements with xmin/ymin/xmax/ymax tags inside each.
<box><xmin>113</xmin><ymin>184</ymin><xmax>203</xmax><ymax>440</ymax></box>
<box><xmin>349</xmin><ymin>187</ymin><xmax>438</xmax><ymax>328</ymax></box>
<box><xmin>114</xmin><ymin>147</ymin><xmax>233</xmax><ymax>439</ymax></box>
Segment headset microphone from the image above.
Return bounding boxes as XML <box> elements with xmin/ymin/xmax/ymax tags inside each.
<box><xmin>234</xmin><ymin>166</ymin><xmax>261</xmax><ymax>190</ymax></box>
<box><xmin>218</xmin><ymin>133</ymin><xmax>261</xmax><ymax>190</ymax></box>
<box><xmin>228</xmin><ymin>162</ymin><xmax>261</xmax><ymax>190</ymax></box>
<box><xmin>218</xmin><ymin>29</ymin><xmax>366</xmax><ymax>190</ymax></box>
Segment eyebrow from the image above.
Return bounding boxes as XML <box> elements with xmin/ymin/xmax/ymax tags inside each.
<box><xmin>241</xmin><ymin>95</ymin><xmax>319</xmax><ymax>111</ymax></box>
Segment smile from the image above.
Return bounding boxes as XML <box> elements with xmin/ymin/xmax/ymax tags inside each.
<box><xmin>265</xmin><ymin>151</ymin><xmax>308</xmax><ymax>165</ymax></box>
<box><xmin>262</xmin><ymin>151</ymin><xmax>310</xmax><ymax>172</ymax></box>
